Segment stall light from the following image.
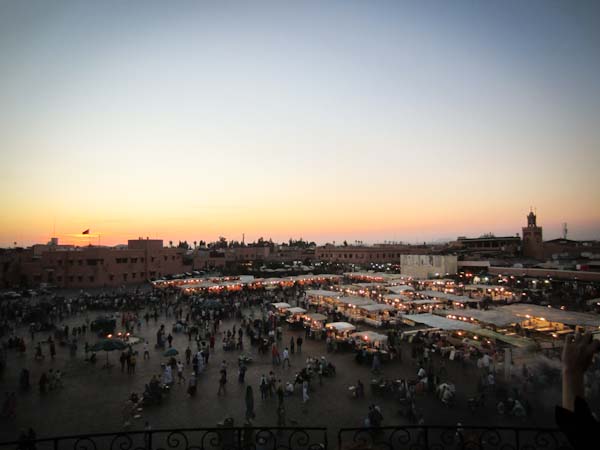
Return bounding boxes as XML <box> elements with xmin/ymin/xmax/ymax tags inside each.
<box><xmin>107</xmin><ymin>334</ymin><xmax>113</xmax><ymax>338</ymax></box>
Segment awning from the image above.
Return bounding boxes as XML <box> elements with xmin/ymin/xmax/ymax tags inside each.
<box><xmin>325</xmin><ymin>322</ymin><xmax>356</xmax><ymax>332</ymax></box>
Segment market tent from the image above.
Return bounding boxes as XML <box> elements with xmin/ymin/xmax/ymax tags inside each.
<box><xmin>325</xmin><ymin>322</ymin><xmax>356</xmax><ymax>333</ymax></box>
<box><xmin>305</xmin><ymin>290</ymin><xmax>342</xmax><ymax>298</ymax></box>
<box><xmin>357</xmin><ymin>304</ymin><xmax>395</xmax><ymax>312</ymax></box>
<box><xmin>388</xmin><ymin>285</ymin><xmax>415</xmax><ymax>294</ymax></box>
<box><xmin>435</xmin><ymin>309</ymin><xmax>517</xmax><ymax>327</ymax></box>
<box><xmin>304</xmin><ymin>313</ymin><xmax>328</xmax><ymax>321</ymax></box>
<box><xmin>402</xmin><ymin>299</ymin><xmax>442</xmax><ymax>305</ymax></box>
<box><xmin>383</xmin><ymin>294</ymin><xmax>412</xmax><ymax>303</ymax></box>
<box><xmin>471</xmin><ymin>328</ymin><xmax>537</xmax><ymax>350</ymax></box>
<box><xmin>499</xmin><ymin>304</ymin><xmax>600</xmax><ymax>328</ymax></box>
<box><xmin>404</xmin><ymin>313</ymin><xmax>479</xmax><ymax>331</ymax></box>
<box><xmin>420</xmin><ymin>291</ymin><xmax>481</xmax><ymax>304</ymax></box>
<box><xmin>464</xmin><ymin>284</ymin><xmax>508</xmax><ymax>291</ymax></box>
<box><xmin>271</xmin><ymin>302</ymin><xmax>291</xmax><ymax>310</ymax></box>
<box><xmin>335</xmin><ymin>296</ymin><xmax>375</xmax><ymax>307</ymax></box>
<box><xmin>286</xmin><ymin>307</ymin><xmax>307</xmax><ymax>315</ymax></box>
<box><xmin>350</xmin><ymin>331</ymin><xmax>388</xmax><ymax>344</ymax></box>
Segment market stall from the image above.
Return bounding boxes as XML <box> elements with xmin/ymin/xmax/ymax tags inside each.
<box><xmin>349</xmin><ymin>331</ymin><xmax>388</xmax><ymax>349</ymax></box>
<box><xmin>305</xmin><ymin>289</ymin><xmax>342</xmax><ymax>307</ymax></box>
<box><xmin>355</xmin><ymin>303</ymin><xmax>397</xmax><ymax>327</ymax></box>
<box><xmin>270</xmin><ymin>302</ymin><xmax>291</xmax><ymax>316</ymax></box>
<box><xmin>332</xmin><ymin>296</ymin><xmax>375</xmax><ymax>320</ymax></box>
<box><xmin>284</xmin><ymin>307</ymin><xmax>308</xmax><ymax>328</ymax></box>
<box><xmin>302</xmin><ymin>313</ymin><xmax>328</xmax><ymax>333</ymax></box>
<box><xmin>325</xmin><ymin>322</ymin><xmax>357</xmax><ymax>341</ymax></box>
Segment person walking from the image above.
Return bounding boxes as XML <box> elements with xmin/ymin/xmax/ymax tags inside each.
<box><xmin>260</xmin><ymin>374</ymin><xmax>268</xmax><ymax>400</ymax></box>
<box><xmin>185</xmin><ymin>346</ymin><xmax>191</xmax><ymax>365</ymax></box>
<box><xmin>177</xmin><ymin>361</ymin><xmax>185</xmax><ymax>384</ymax></box>
<box><xmin>130</xmin><ymin>353</ymin><xmax>136</xmax><ymax>374</ymax></box>
<box><xmin>282</xmin><ymin>348</ymin><xmax>291</xmax><ymax>368</ymax></box>
<box><xmin>120</xmin><ymin>352</ymin><xmax>127</xmax><ymax>373</ymax></box>
<box><xmin>143</xmin><ymin>341</ymin><xmax>150</xmax><ymax>360</ymax></box>
<box><xmin>302</xmin><ymin>380</ymin><xmax>309</xmax><ymax>403</ymax></box>
<box><xmin>245</xmin><ymin>386</ymin><xmax>255</xmax><ymax>421</ymax></box>
<box><xmin>50</xmin><ymin>340</ymin><xmax>56</xmax><ymax>360</ymax></box>
<box><xmin>217</xmin><ymin>366</ymin><xmax>227</xmax><ymax>395</ymax></box>
<box><xmin>296</xmin><ymin>337</ymin><xmax>303</xmax><ymax>353</ymax></box>
<box><xmin>290</xmin><ymin>337</ymin><xmax>295</xmax><ymax>354</ymax></box>
<box><xmin>238</xmin><ymin>362</ymin><xmax>247</xmax><ymax>384</ymax></box>
<box><xmin>187</xmin><ymin>372</ymin><xmax>197</xmax><ymax>397</ymax></box>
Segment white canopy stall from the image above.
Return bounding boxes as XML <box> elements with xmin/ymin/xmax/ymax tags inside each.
<box><xmin>350</xmin><ymin>331</ymin><xmax>389</xmax><ymax>348</ymax></box>
<box><xmin>356</xmin><ymin>303</ymin><xmax>397</xmax><ymax>327</ymax></box>
<box><xmin>325</xmin><ymin>322</ymin><xmax>357</xmax><ymax>340</ymax></box>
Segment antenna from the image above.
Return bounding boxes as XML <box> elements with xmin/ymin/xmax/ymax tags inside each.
<box><xmin>562</xmin><ymin>223</ymin><xmax>568</xmax><ymax>240</ymax></box>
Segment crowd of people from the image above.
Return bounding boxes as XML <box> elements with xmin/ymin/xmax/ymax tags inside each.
<box><xmin>1</xmin><ymin>278</ymin><xmax>598</xmax><ymax>450</ymax></box>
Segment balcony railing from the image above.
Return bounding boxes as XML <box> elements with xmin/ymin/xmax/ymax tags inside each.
<box><xmin>0</xmin><ymin>426</ymin><xmax>573</xmax><ymax>450</ymax></box>
<box><xmin>338</xmin><ymin>426</ymin><xmax>573</xmax><ymax>450</ymax></box>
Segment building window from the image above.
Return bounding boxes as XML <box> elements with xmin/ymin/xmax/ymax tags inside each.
<box><xmin>151</xmin><ymin>257</ymin><xmax>155</xmax><ymax>262</ymax></box>
<box><xmin>141</xmin><ymin>258</ymin><xmax>145</xmax><ymax>263</ymax></box>
<box><xmin>132</xmin><ymin>273</ymin><xmax>136</xmax><ymax>279</ymax></box>
<box><xmin>131</xmin><ymin>258</ymin><xmax>137</xmax><ymax>263</ymax></box>
<box><xmin>141</xmin><ymin>272</ymin><xmax>145</xmax><ymax>277</ymax></box>
<box><xmin>164</xmin><ymin>256</ymin><xmax>167</xmax><ymax>261</ymax></box>
<box><xmin>68</xmin><ymin>276</ymin><xmax>74</xmax><ymax>282</ymax></box>
<box><xmin>77</xmin><ymin>276</ymin><xmax>83</xmax><ymax>282</ymax></box>
<box><xmin>89</xmin><ymin>276</ymin><xmax>94</xmax><ymax>282</ymax></box>
<box><xmin>57</xmin><ymin>276</ymin><xmax>62</xmax><ymax>282</ymax></box>
<box><xmin>78</xmin><ymin>260</ymin><xmax>83</xmax><ymax>266</ymax></box>
<box><xmin>109</xmin><ymin>275</ymin><xmax>114</xmax><ymax>281</ymax></box>
<box><xmin>123</xmin><ymin>274</ymin><xmax>128</xmax><ymax>281</ymax></box>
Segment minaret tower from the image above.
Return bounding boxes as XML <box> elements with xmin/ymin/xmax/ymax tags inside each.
<box><xmin>522</xmin><ymin>208</ymin><xmax>544</xmax><ymax>259</ymax></box>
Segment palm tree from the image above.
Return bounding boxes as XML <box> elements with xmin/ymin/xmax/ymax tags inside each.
<box><xmin>193</xmin><ymin>240</ymin><xmax>197</xmax><ymax>249</ymax></box>
<box><xmin>169</xmin><ymin>240</ymin><xmax>173</xmax><ymax>248</ymax></box>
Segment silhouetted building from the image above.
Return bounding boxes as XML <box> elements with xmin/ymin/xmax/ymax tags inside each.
<box><xmin>522</xmin><ymin>211</ymin><xmax>544</xmax><ymax>259</ymax></box>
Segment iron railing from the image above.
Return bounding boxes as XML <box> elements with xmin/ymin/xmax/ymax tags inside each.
<box><xmin>0</xmin><ymin>426</ymin><xmax>574</xmax><ymax>450</ymax></box>
<box><xmin>337</xmin><ymin>426</ymin><xmax>573</xmax><ymax>450</ymax></box>
<box><xmin>0</xmin><ymin>427</ymin><xmax>327</xmax><ymax>450</ymax></box>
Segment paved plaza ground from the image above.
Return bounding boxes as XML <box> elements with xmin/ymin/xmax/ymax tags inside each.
<box><xmin>0</xmin><ymin>305</ymin><xmax>560</xmax><ymax>442</ymax></box>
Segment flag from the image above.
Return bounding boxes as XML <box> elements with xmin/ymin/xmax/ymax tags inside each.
<box><xmin>82</xmin><ymin>229</ymin><xmax>90</xmax><ymax>235</ymax></box>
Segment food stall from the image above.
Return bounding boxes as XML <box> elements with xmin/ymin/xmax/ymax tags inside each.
<box><xmin>305</xmin><ymin>289</ymin><xmax>343</xmax><ymax>308</ymax></box>
<box><xmin>302</xmin><ymin>313</ymin><xmax>329</xmax><ymax>334</ymax></box>
<box><xmin>350</xmin><ymin>331</ymin><xmax>388</xmax><ymax>349</ymax></box>
<box><xmin>420</xmin><ymin>290</ymin><xmax>482</xmax><ymax>309</ymax></box>
<box><xmin>463</xmin><ymin>284</ymin><xmax>516</xmax><ymax>302</ymax></box>
<box><xmin>350</xmin><ymin>331</ymin><xmax>391</xmax><ymax>364</ymax></box>
<box><xmin>325</xmin><ymin>322</ymin><xmax>357</xmax><ymax>341</ymax></box>
<box><xmin>355</xmin><ymin>303</ymin><xmax>397</xmax><ymax>327</ymax></box>
<box><xmin>332</xmin><ymin>296</ymin><xmax>375</xmax><ymax>321</ymax></box>
<box><xmin>285</xmin><ymin>307</ymin><xmax>308</xmax><ymax>328</ymax></box>
<box><xmin>270</xmin><ymin>302</ymin><xmax>291</xmax><ymax>316</ymax></box>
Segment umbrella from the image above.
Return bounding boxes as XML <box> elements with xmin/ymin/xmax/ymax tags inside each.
<box><xmin>91</xmin><ymin>338</ymin><xmax>127</xmax><ymax>367</ymax></box>
<box><xmin>163</xmin><ymin>348</ymin><xmax>179</xmax><ymax>357</ymax></box>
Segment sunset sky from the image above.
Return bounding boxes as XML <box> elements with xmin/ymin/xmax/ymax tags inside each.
<box><xmin>1</xmin><ymin>1</ymin><xmax>599</xmax><ymax>247</ymax></box>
